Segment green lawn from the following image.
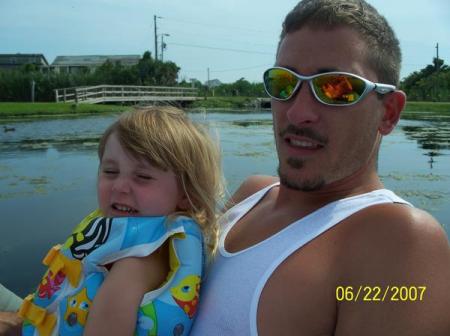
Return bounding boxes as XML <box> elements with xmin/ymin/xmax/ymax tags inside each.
<box><xmin>192</xmin><ymin>99</ymin><xmax>450</xmax><ymax>113</ymax></box>
<box><xmin>0</xmin><ymin>100</ymin><xmax>449</xmax><ymax>119</ymax></box>
<box><xmin>0</xmin><ymin>102</ymin><xmax>129</xmax><ymax>118</ymax></box>
<box><xmin>404</xmin><ymin>101</ymin><xmax>450</xmax><ymax>114</ymax></box>
<box><xmin>190</xmin><ymin>96</ymin><xmax>256</xmax><ymax>109</ymax></box>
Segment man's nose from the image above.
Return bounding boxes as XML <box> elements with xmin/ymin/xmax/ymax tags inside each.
<box><xmin>286</xmin><ymin>82</ymin><xmax>321</xmax><ymax>125</ymax></box>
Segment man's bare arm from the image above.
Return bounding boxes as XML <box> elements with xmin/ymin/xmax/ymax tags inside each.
<box><xmin>0</xmin><ymin>312</ymin><xmax>22</xmax><ymax>336</ymax></box>
<box><xmin>335</xmin><ymin>205</ymin><xmax>450</xmax><ymax>336</ymax></box>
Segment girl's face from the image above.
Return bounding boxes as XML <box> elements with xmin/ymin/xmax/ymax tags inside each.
<box><xmin>97</xmin><ymin>132</ymin><xmax>187</xmax><ymax>217</ymax></box>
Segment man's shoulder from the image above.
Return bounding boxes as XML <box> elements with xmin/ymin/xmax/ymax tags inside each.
<box><xmin>333</xmin><ymin>203</ymin><xmax>450</xmax><ymax>335</ymax></box>
<box><xmin>348</xmin><ymin>202</ymin><xmax>446</xmax><ymax>247</ymax></box>
<box><xmin>339</xmin><ymin>202</ymin><xmax>450</xmax><ymax>281</ymax></box>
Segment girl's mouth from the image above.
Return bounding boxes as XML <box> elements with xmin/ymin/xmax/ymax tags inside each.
<box><xmin>111</xmin><ymin>203</ymin><xmax>138</xmax><ymax>214</ymax></box>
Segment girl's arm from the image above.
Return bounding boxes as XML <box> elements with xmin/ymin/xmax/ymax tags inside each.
<box><xmin>84</xmin><ymin>246</ymin><xmax>168</xmax><ymax>336</ymax></box>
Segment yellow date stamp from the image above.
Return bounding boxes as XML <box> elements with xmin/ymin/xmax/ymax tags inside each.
<box><xmin>336</xmin><ymin>286</ymin><xmax>427</xmax><ymax>302</ymax></box>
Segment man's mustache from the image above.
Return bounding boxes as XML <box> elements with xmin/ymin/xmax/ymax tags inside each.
<box><xmin>279</xmin><ymin>124</ymin><xmax>328</xmax><ymax>145</ymax></box>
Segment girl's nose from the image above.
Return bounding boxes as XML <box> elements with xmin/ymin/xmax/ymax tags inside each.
<box><xmin>112</xmin><ymin>175</ymin><xmax>131</xmax><ymax>193</ymax></box>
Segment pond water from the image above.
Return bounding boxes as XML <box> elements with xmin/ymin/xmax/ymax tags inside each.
<box><xmin>1</xmin><ymin>110</ymin><xmax>449</xmax><ymax>297</ymax></box>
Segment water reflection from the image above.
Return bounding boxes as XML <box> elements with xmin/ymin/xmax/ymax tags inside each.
<box><xmin>401</xmin><ymin>121</ymin><xmax>450</xmax><ymax>170</ymax></box>
<box><xmin>402</xmin><ymin>123</ymin><xmax>450</xmax><ymax>151</ymax></box>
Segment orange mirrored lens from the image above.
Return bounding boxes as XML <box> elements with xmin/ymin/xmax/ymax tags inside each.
<box><xmin>312</xmin><ymin>74</ymin><xmax>365</xmax><ymax>104</ymax></box>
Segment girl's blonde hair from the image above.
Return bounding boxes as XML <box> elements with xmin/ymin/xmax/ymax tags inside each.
<box><xmin>98</xmin><ymin>106</ymin><xmax>223</xmax><ymax>256</ymax></box>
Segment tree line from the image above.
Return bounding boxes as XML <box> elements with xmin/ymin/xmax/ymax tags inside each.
<box><xmin>400</xmin><ymin>57</ymin><xmax>449</xmax><ymax>102</ymax></box>
<box><xmin>1</xmin><ymin>52</ymin><xmax>447</xmax><ymax>102</ymax></box>
<box><xmin>0</xmin><ymin>51</ymin><xmax>179</xmax><ymax>102</ymax></box>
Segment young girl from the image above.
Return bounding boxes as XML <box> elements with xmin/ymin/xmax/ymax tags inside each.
<box><xmin>19</xmin><ymin>107</ymin><xmax>223</xmax><ymax>336</ymax></box>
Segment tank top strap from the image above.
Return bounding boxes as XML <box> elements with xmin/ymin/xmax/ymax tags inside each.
<box><xmin>218</xmin><ymin>182</ymin><xmax>280</xmax><ymax>254</ymax></box>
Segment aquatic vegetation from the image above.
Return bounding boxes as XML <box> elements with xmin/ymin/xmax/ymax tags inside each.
<box><xmin>381</xmin><ymin>172</ymin><xmax>448</xmax><ymax>182</ymax></box>
<box><xmin>231</xmin><ymin>120</ymin><xmax>273</xmax><ymax>127</ymax></box>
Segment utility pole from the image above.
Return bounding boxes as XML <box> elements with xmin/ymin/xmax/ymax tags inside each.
<box><xmin>436</xmin><ymin>43</ymin><xmax>439</xmax><ymax>71</ymax></box>
<box><xmin>161</xmin><ymin>33</ymin><xmax>169</xmax><ymax>61</ymax></box>
<box><xmin>154</xmin><ymin>15</ymin><xmax>162</xmax><ymax>61</ymax></box>
<box><xmin>31</xmin><ymin>80</ymin><xmax>35</xmax><ymax>102</ymax></box>
<box><xmin>434</xmin><ymin>42</ymin><xmax>439</xmax><ymax>101</ymax></box>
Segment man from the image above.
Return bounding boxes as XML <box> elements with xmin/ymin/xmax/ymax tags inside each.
<box><xmin>191</xmin><ymin>0</ymin><xmax>450</xmax><ymax>335</ymax></box>
<box><xmin>0</xmin><ymin>283</ymin><xmax>22</xmax><ymax>336</ymax></box>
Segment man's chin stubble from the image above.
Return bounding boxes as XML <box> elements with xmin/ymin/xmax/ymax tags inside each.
<box><xmin>277</xmin><ymin>164</ymin><xmax>325</xmax><ymax>192</ymax></box>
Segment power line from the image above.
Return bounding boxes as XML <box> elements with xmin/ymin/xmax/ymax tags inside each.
<box><xmin>162</xmin><ymin>16</ymin><xmax>275</xmax><ymax>35</ymax></box>
<box><xmin>169</xmin><ymin>42</ymin><xmax>274</xmax><ymax>55</ymax></box>
<box><xmin>210</xmin><ymin>64</ymin><xmax>272</xmax><ymax>73</ymax></box>
<box><xmin>181</xmin><ymin>63</ymin><xmax>271</xmax><ymax>74</ymax></box>
<box><xmin>157</xmin><ymin>26</ymin><xmax>276</xmax><ymax>49</ymax></box>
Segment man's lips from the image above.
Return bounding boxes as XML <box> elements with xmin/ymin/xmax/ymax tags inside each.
<box><xmin>285</xmin><ymin>136</ymin><xmax>324</xmax><ymax>150</ymax></box>
<box><xmin>280</xmin><ymin>125</ymin><xmax>328</xmax><ymax>151</ymax></box>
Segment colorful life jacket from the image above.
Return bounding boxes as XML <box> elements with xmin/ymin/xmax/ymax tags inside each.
<box><xmin>19</xmin><ymin>210</ymin><xmax>204</xmax><ymax>336</ymax></box>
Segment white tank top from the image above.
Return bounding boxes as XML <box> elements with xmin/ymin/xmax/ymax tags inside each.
<box><xmin>191</xmin><ymin>183</ymin><xmax>412</xmax><ymax>336</ymax></box>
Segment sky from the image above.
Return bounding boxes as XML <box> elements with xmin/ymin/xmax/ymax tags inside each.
<box><xmin>1</xmin><ymin>0</ymin><xmax>449</xmax><ymax>84</ymax></box>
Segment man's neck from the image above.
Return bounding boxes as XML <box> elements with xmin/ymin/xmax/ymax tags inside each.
<box><xmin>274</xmin><ymin>168</ymin><xmax>383</xmax><ymax>213</ymax></box>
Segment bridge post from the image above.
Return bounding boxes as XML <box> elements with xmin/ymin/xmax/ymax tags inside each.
<box><xmin>55</xmin><ymin>89</ymin><xmax>59</xmax><ymax>103</ymax></box>
<box><xmin>63</xmin><ymin>88</ymin><xmax>67</xmax><ymax>103</ymax></box>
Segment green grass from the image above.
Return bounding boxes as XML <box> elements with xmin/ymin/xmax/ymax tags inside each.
<box><xmin>0</xmin><ymin>102</ymin><xmax>129</xmax><ymax>119</ymax></box>
<box><xmin>190</xmin><ymin>96</ymin><xmax>256</xmax><ymax>109</ymax></box>
<box><xmin>193</xmin><ymin>98</ymin><xmax>450</xmax><ymax>113</ymax></box>
<box><xmin>1</xmin><ymin>100</ymin><xmax>449</xmax><ymax>119</ymax></box>
<box><xmin>404</xmin><ymin>101</ymin><xmax>450</xmax><ymax>114</ymax></box>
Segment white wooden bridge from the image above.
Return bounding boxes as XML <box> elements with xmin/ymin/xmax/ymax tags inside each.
<box><xmin>54</xmin><ymin>85</ymin><xmax>199</xmax><ymax>104</ymax></box>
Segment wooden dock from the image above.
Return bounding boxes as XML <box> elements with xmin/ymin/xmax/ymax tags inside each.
<box><xmin>55</xmin><ymin>85</ymin><xmax>199</xmax><ymax>104</ymax></box>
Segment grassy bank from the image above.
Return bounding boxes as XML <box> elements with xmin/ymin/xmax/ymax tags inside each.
<box><xmin>0</xmin><ymin>102</ymin><xmax>129</xmax><ymax>119</ymax></box>
<box><xmin>1</xmin><ymin>100</ymin><xmax>449</xmax><ymax>119</ymax></box>
<box><xmin>404</xmin><ymin>101</ymin><xmax>450</xmax><ymax>114</ymax></box>
<box><xmin>190</xmin><ymin>96</ymin><xmax>256</xmax><ymax>109</ymax></box>
<box><xmin>192</xmin><ymin>98</ymin><xmax>450</xmax><ymax>114</ymax></box>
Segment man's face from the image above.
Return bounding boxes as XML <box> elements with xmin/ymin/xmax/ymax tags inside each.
<box><xmin>273</xmin><ymin>26</ymin><xmax>385</xmax><ymax>191</ymax></box>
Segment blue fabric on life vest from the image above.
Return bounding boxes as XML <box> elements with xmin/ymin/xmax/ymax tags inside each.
<box><xmin>21</xmin><ymin>212</ymin><xmax>204</xmax><ymax>336</ymax></box>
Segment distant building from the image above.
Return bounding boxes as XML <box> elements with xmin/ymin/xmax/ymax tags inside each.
<box><xmin>0</xmin><ymin>53</ymin><xmax>49</xmax><ymax>71</ymax></box>
<box><xmin>51</xmin><ymin>55</ymin><xmax>141</xmax><ymax>74</ymax></box>
<box><xmin>206</xmin><ymin>79</ymin><xmax>222</xmax><ymax>88</ymax></box>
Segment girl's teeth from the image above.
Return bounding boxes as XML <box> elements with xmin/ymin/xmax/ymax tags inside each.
<box><xmin>114</xmin><ymin>204</ymin><xmax>136</xmax><ymax>213</ymax></box>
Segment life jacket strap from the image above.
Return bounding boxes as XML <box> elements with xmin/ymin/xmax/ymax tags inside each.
<box><xmin>18</xmin><ymin>294</ymin><xmax>56</xmax><ymax>336</ymax></box>
<box><xmin>42</xmin><ymin>244</ymin><xmax>82</xmax><ymax>287</ymax></box>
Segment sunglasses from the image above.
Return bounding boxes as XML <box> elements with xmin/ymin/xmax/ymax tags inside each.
<box><xmin>263</xmin><ymin>67</ymin><xmax>396</xmax><ymax>106</ymax></box>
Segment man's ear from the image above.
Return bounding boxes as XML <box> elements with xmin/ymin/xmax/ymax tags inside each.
<box><xmin>378</xmin><ymin>90</ymin><xmax>406</xmax><ymax>135</ymax></box>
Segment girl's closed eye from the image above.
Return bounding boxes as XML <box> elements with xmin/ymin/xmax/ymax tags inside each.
<box><xmin>136</xmin><ymin>173</ymin><xmax>153</xmax><ymax>181</ymax></box>
<box><xmin>101</xmin><ymin>167</ymin><xmax>119</xmax><ymax>175</ymax></box>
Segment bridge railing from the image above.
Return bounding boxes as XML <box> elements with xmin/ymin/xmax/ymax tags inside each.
<box><xmin>54</xmin><ymin>85</ymin><xmax>199</xmax><ymax>104</ymax></box>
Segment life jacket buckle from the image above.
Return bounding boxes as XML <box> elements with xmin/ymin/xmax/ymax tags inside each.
<box><xmin>42</xmin><ymin>244</ymin><xmax>82</xmax><ymax>287</ymax></box>
<box><xmin>18</xmin><ymin>294</ymin><xmax>56</xmax><ymax>336</ymax></box>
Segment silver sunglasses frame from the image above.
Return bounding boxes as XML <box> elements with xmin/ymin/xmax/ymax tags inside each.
<box><xmin>263</xmin><ymin>66</ymin><xmax>396</xmax><ymax>106</ymax></box>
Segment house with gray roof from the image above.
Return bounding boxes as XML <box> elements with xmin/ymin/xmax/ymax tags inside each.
<box><xmin>51</xmin><ymin>55</ymin><xmax>141</xmax><ymax>74</ymax></box>
<box><xmin>0</xmin><ymin>53</ymin><xmax>49</xmax><ymax>71</ymax></box>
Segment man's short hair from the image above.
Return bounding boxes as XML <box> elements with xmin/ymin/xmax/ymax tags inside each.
<box><xmin>279</xmin><ymin>0</ymin><xmax>401</xmax><ymax>86</ymax></box>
